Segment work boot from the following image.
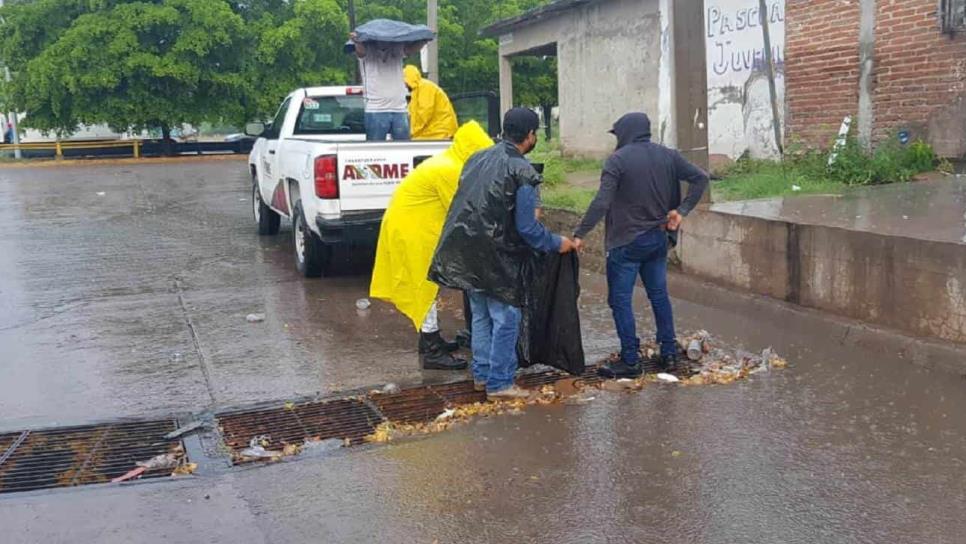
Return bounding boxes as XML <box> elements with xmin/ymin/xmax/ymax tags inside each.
<box><xmin>597</xmin><ymin>359</ymin><xmax>643</xmax><ymax>379</ymax></box>
<box><xmin>647</xmin><ymin>353</ymin><xmax>682</xmax><ymax>373</ymax></box>
<box><xmin>441</xmin><ymin>335</ymin><xmax>460</xmax><ymax>353</ymax></box>
<box><xmin>455</xmin><ymin>329</ymin><xmax>472</xmax><ymax>350</ymax></box>
<box><xmin>419</xmin><ymin>330</ymin><xmax>460</xmax><ymax>354</ymax></box>
<box><xmin>487</xmin><ymin>385</ymin><xmax>531</xmax><ymax>400</ymax></box>
<box><xmin>419</xmin><ymin>332</ymin><xmax>467</xmax><ymax>370</ymax></box>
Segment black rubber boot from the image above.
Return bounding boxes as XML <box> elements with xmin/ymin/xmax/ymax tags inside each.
<box><xmin>647</xmin><ymin>353</ymin><xmax>682</xmax><ymax>373</ymax></box>
<box><xmin>455</xmin><ymin>329</ymin><xmax>472</xmax><ymax>350</ymax></box>
<box><xmin>597</xmin><ymin>359</ymin><xmax>643</xmax><ymax>379</ymax></box>
<box><xmin>440</xmin><ymin>335</ymin><xmax>460</xmax><ymax>353</ymax></box>
<box><xmin>419</xmin><ymin>332</ymin><xmax>468</xmax><ymax>370</ymax></box>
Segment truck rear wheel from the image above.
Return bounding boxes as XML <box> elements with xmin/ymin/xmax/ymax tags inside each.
<box><xmin>253</xmin><ymin>179</ymin><xmax>280</xmax><ymax>235</ymax></box>
<box><xmin>293</xmin><ymin>200</ymin><xmax>330</xmax><ymax>278</ymax></box>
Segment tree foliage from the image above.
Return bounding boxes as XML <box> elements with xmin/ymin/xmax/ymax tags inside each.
<box><xmin>0</xmin><ymin>0</ymin><xmax>559</xmax><ymax>136</ymax></box>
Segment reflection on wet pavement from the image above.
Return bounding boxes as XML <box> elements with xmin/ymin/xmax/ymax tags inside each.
<box><xmin>1</xmin><ymin>161</ymin><xmax>966</xmax><ymax>543</ymax></box>
<box><xmin>712</xmin><ymin>175</ymin><xmax>966</xmax><ymax>244</ymax></box>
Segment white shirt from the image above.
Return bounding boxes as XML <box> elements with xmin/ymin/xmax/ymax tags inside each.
<box><xmin>359</xmin><ymin>44</ymin><xmax>408</xmax><ymax>113</ymax></box>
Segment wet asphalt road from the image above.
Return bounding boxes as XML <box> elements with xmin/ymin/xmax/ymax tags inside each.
<box><xmin>2</xmin><ymin>159</ymin><xmax>966</xmax><ymax>543</ymax></box>
<box><xmin>0</xmin><ymin>159</ymin><xmax>475</xmax><ymax>429</ymax></box>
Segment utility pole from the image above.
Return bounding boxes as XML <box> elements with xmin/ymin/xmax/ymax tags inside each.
<box><xmin>758</xmin><ymin>0</ymin><xmax>783</xmax><ymax>156</ymax></box>
<box><xmin>0</xmin><ymin>0</ymin><xmax>21</xmax><ymax>158</ymax></box>
<box><xmin>427</xmin><ymin>0</ymin><xmax>439</xmax><ymax>83</ymax></box>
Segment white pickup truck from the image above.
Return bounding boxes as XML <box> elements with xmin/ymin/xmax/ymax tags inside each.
<box><xmin>247</xmin><ymin>85</ymin><xmax>497</xmax><ymax>277</ymax></box>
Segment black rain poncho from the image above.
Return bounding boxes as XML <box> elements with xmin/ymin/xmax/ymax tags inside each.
<box><xmin>429</xmin><ymin>141</ymin><xmax>540</xmax><ymax>308</ymax></box>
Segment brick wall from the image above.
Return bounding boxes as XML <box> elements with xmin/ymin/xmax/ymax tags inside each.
<box><xmin>785</xmin><ymin>0</ymin><xmax>861</xmax><ymax>148</ymax></box>
<box><xmin>872</xmin><ymin>1</ymin><xmax>966</xmax><ymax>149</ymax></box>
<box><xmin>785</xmin><ymin>0</ymin><xmax>966</xmax><ymax>155</ymax></box>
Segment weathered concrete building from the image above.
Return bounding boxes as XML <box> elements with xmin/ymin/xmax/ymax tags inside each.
<box><xmin>483</xmin><ymin>0</ymin><xmax>787</xmax><ymax>162</ymax></box>
<box><xmin>486</xmin><ymin>0</ymin><xmax>965</xmax><ymax>162</ymax></box>
<box><xmin>483</xmin><ymin>0</ymin><xmax>668</xmax><ymax>156</ymax></box>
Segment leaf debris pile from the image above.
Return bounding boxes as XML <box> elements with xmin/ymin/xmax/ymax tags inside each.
<box><xmin>233</xmin><ymin>329</ymin><xmax>786</xmax><ymax>454</ymax></box>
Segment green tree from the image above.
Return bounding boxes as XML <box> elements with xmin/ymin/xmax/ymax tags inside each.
<box><xmin>1</xmin><ymin>0</ymin><xmax>249</xmax><ymax>144</ymax></box>
<box><xmin>0</xmin><ymin>0</ymin><xmax>560</xmax><ymax>138</ymax></box>
<box><xmin>246</xmin><ymin>0</ymin><xmax>349</xmax><ymax>116</ymax></box>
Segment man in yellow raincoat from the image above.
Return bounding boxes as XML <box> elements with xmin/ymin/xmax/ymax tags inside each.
<box><xmin>403</xmin><ymin>65</ymin><xmax>458</xmax><ymax>140</ymax></box>
<box><xmin>370</xmin><ymin>121</ymin><xmax>493</xmax><ymax>370</ymax></box>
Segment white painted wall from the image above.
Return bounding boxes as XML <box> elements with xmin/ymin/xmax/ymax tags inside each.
<box><xmin>705</xmin><ymin>0</ymin><xmax>785</xmax><ymax>160</ymax></box>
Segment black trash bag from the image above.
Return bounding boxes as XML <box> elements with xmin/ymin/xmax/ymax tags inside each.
<box><xmin>516</xmin><ymin>252</ymin><xmax>585</xmax><ymax>375</ymax></box>
<box><xmin>344</xmin><ymin>19</ymin><xmax>435</xmax><ymax>53</ymax></box>
<box><xmin>429</xmin><ymin>141</ymin><xmax>540</xmax><ymax>309</ymax></box>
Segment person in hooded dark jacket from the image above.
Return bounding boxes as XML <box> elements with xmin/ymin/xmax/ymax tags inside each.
<box><xmin>430</xmin><ymin>108</ymin><xmax>576</xmax><ymax>399</ymax></box>
<box><xmin>574</xmin><ymin>112</ymin><xmax>708</xmax><ymax>379</ymax></box>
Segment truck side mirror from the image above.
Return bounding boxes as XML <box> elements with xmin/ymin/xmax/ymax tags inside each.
<box><xmin>245</xmin><ymin>122</ymin><xmax>266</xmax><ymax>137</ymax></box>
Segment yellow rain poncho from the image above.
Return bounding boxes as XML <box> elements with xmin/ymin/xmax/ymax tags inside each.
<box><xmin>404</xmin><ymin>65</ymin><xmax>458</xmax><ymax>140</ymax></box>
<box><xmin>370</xmin><ymin>121</ymin><xmax>493</xmax><ymax>329</ymax></box>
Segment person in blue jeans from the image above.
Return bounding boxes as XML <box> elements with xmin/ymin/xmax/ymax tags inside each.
<box><xmin>429</xmin><ymin>108</ymin><xmax>575</xmax><ymax>399</ymax></box>
<box><xmin>573</xmin><ymin>112</ymin><xmax>709</xmax><ymax>378</ymax></box>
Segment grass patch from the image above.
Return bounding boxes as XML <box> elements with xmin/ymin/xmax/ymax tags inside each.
<box><xmin>713</xmin><ymin>160</ymin><xmax>846</xmax><ymax>201</ymax></box>
<box><xmin>529</xmin><ymin>138</ymin><xmax>602</xmax><ymax>187</ymax></box>
<box><xmin>541</xmin><ymin>185</ymin><xmax>598</xmax><ymax>213</ymax></box>
<box><xmin>715</xmin><ymin>139</ymin><xmax>937</xmax><ymax>202</ymax></box>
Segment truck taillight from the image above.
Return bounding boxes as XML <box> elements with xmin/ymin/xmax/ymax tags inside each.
<box><xmin>346</xmin><ymin>87</ymin><xmax>363</xmax><ymax>95</ymax></box>
<box><xmin>314</xmin><ymin>155</ymin><xmax>339</xmax><ymax>199</ymax></box>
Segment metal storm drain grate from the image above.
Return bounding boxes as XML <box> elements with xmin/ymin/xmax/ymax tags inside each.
<box><xmin>218</xmin><ymin>397</ymin><xmax>383</xmax><ymax>454</ymax></box>
<box><xmin>217</xmin><ymin>369</ymin><xmax>589</xmax><ymax>462</ymax></box>
<box><xmin>0</xmin><ymin>420</ymin><xmax>183</xmax><ymax>494</ymax></box>
<box><xmin>370</xmin><ymin>381</ymin><xmax>487</xmax><ymax>425</ymax></box>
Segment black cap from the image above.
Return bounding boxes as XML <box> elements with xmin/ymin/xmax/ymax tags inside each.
<box><xmin>502</xmin><ymin>107</ymin><xmax>540</xmax><ymax>135</ymax></box>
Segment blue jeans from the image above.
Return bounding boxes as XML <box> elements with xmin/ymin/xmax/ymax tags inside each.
<box><xmin>468</xmin><ymin>292</ymin><xmax>522</xmax><ymax>393</ymax></box>
<box><xmin>364</xmin><ymin>112</ymin><xmax>410</xmax><ymax>141</ymax></box>
<box><xmin>606</xmin><ymin>229</ymin><xmax>677</xmax><ymax>363</ymax></box>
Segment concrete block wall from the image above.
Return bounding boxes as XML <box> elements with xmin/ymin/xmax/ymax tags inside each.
<box><xmin>677</xmin><ymin>209</ymin><xmax>791</xmax><ymax>300</ymax></box>
<box><xmin>679</xmin><ymin>209</ymin><xmax>966</xmax><ymax>344</ymax></box>
<box><xmin>785</xmin><ymin>0</ymin><xmax>966</xmax><ymax>155</ymax></box>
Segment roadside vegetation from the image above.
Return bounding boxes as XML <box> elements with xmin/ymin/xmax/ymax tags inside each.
<box><xmin>529</xmin><ymin>138</ymin><xmax>602</xmax><ymax>213</ymax></box>
<box><xmin>532</xmin><ymin>135</ymin><xmax>941</xmax><ymax>213</ymax></box>
<box><xmin>714</xmin><ymin>138</ymin><xmax>939</xmax><ymax>201</ymax></box>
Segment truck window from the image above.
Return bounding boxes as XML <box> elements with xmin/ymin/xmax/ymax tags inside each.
<box><xmin>294</xmin><ymin>96</ymin><xmax>366</xmax><ymax>135</ymax></box>
<box><xmin>265</xmin><ymin>97</ymin><xmax>291</xmax><ymax>139</ymax></box>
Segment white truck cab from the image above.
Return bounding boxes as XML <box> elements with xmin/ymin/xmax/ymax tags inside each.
<box><xmin>247</xmin><ymin>86</ymin><xmax>477</xmax><ymax>277</ymax></box>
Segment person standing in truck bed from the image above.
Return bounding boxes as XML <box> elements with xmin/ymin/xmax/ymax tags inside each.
<box><xmin>403</xmin><ymin>65</ymin><xmax>457</xmax><ymax>140</ymax></box>
<box><xmin>351</xmin><ymin>33</ymin><xmax>427</xmax><ymax>141</ymax></box>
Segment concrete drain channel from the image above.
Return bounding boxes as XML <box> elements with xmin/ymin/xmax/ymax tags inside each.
<box><xmin>0</xmin><ymin>368</ymin><xmax>602</xmax><ymax>494</ymax></box>
<box><xmin>0</xmin><ymin>420</ymin><xmax>184</xmax><ymax>495</ymax></box>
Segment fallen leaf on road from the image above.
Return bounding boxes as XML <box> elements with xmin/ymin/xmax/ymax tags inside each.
<box><xmin>171</xmin><ymin>462</ymin><xmax>198</xmax><ymax>476</ymax></box>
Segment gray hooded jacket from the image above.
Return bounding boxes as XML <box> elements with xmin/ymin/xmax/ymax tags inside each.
<box><xmin>574</xmin><ymin>113</ymin><xmax>708</xmax><ymax>250</ymax></box>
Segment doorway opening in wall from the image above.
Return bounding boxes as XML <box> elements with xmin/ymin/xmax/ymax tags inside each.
<box><xmin>510</xmin><ymin>42</ymin><xmax>558</xmax><ymax>142</ymax></box>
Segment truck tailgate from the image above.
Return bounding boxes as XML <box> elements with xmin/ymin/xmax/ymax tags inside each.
<box><xmin>336</xmin><ymin>142</ymin><xmax>448</xmax><ymax>211</ymax></box>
